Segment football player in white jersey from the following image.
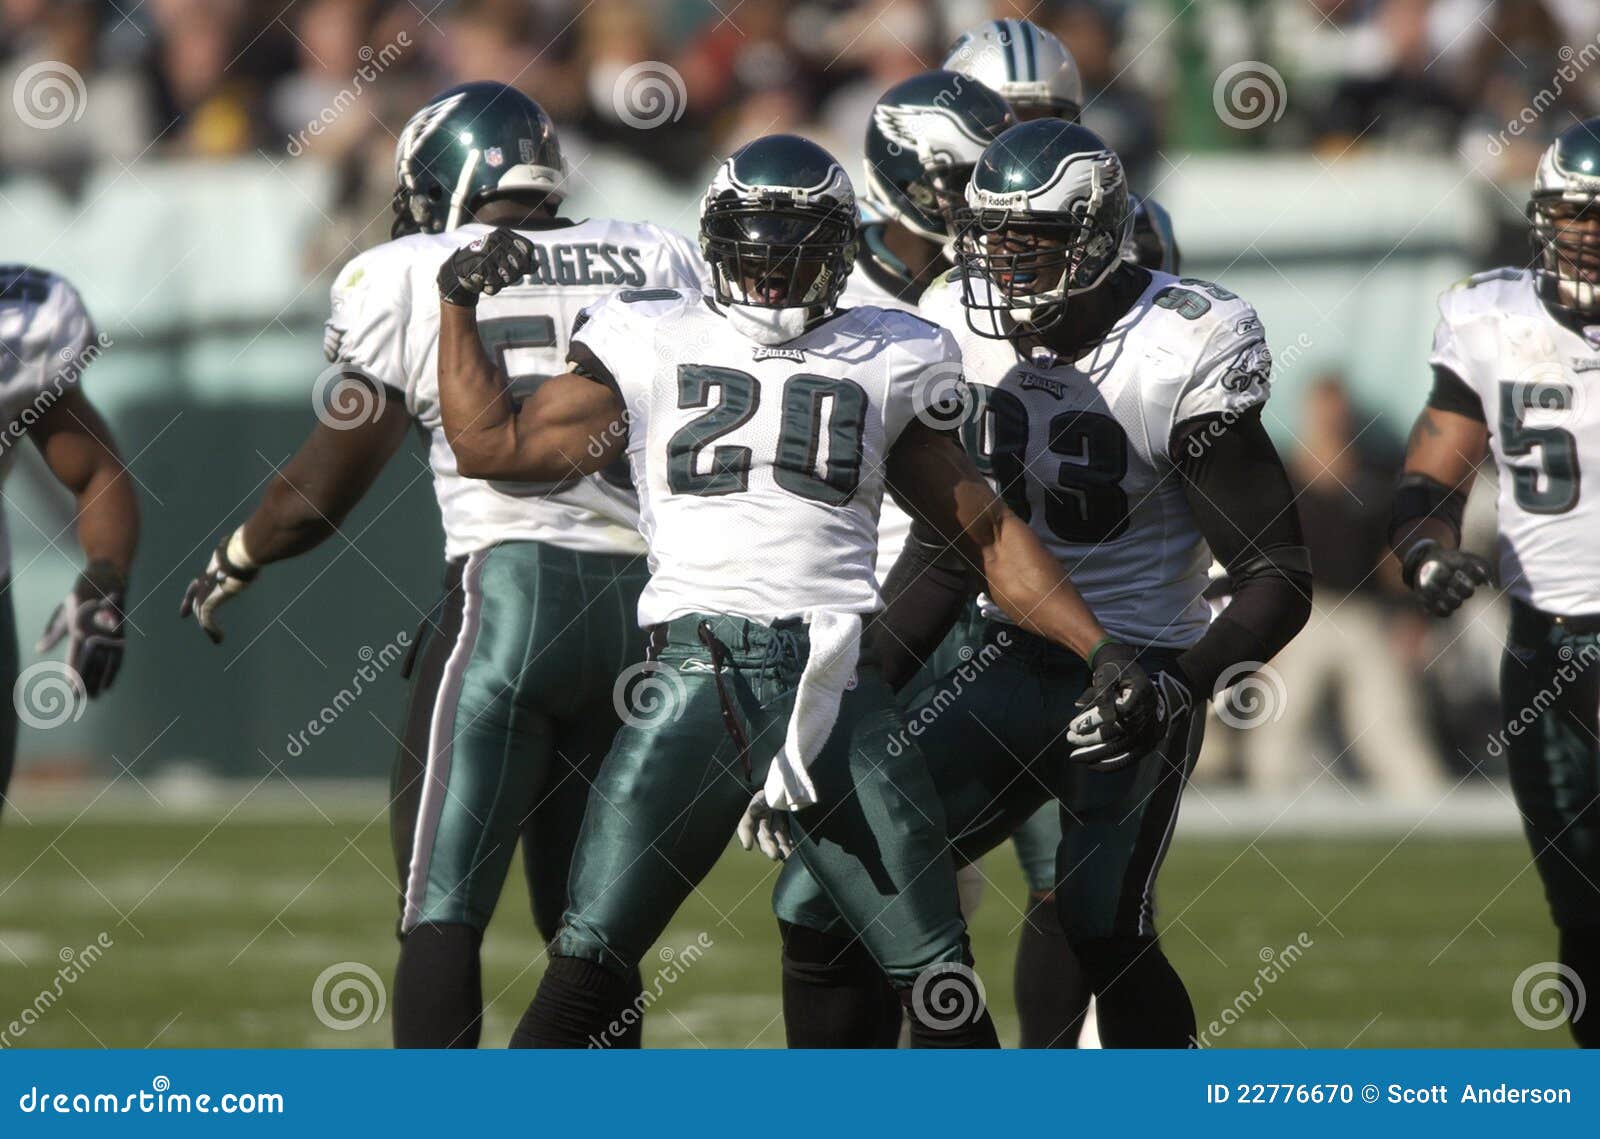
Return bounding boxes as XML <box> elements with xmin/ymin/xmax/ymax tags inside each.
<box><xmin>432</xmin><ymin>133</ymin><xmax>1161</xmax><ymax>1047</ymax></box>
<box><xmin>772</xmin><ymin>120</ymin><xmax>1311</xmax><ymax>1047</ymax></box>
<box><xmin>0</xmin><ymin>267</ymin><xmax>137</xmax><ymax>818</ymax></box>
<box><xmin>1389</xmin><ymin>118</ymin><xmax>1600</xmax><ymax>1048</ymax></box>
<box><xmin>177</xmin><ymin>83</ymin><xmax>705</xmax><ymax>1048</ymax></box>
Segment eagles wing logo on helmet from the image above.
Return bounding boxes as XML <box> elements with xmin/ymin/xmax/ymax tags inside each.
<box><xmin>872</xmin><ymin>103</ymin><xmax>992</xmax><ymax>170</ymax></box>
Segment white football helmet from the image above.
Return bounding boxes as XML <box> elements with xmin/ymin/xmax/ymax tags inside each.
<box><xmin>944</xmin><ymin>18</ymin><xmax>1084</xmax><ymax>122</ymax></box>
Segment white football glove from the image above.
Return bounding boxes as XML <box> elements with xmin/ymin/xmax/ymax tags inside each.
<box><xmin>736</xmin><ymin>791</ymin><xmax>793</xmax><ymax>861</ymax></box>
<box><xmin>178</xmin><ymin>529</ymin><xmax>258</xmax><ymax>644</ymax></box>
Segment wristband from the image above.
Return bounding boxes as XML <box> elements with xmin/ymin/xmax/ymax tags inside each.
<box><xmin>226</xmin><ymin>526</ymin><xmax>259</xmax><ymax>574</ymax></box>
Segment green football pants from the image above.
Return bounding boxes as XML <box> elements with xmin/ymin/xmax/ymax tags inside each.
<box><xmin>391</xmin><ymin>540</ymin><xmax>648</xmax><ymax>939</ymax></box>
<box><xmin>1502</xmin><ymin>600</ymin><xmax>1600</xmax><ymax>932</ymax></box>
<box><xmin>551</xmin><ymin>613</ymin><xmax>973</xmax><ymax>987</ymax></box>
<box><xmin>777</xmin><ymin>619</ymin><xmax>1202</xmax><ymax>942</ymax></box>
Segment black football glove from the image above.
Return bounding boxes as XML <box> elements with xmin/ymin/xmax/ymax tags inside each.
<box><xmin>37</xmin><ymin>560</ymin><xmax>126</xmax><ymax>698</ymax></box>
<box><xmin>1067</xmin><ymin>643</ymin><xmax>1182</xmax><ymax>772</ymax></box>
<box><xmin>437</xmin><ymin>227</ymin><xmax>534</xmax><ymax>306</ymax></box>
<box><xmin>1403</xmin><ymin>540</ymin><xmax>1493</xmax><ymax>618</ymax></box>
<box><xmin>179</xmin><ymin>533</ymin><xmax>258</xmax><ymax>644</ymax></box>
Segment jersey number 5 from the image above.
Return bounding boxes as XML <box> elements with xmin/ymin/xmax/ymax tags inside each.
<box><xmin>1499</xmin><ymin>381</ymin><xmax>1580</xmax><ymax>514</ymax></box>
<box><xmin>668</xmin><ymin>365</ymin><xmax>867</xmax><ymax>505</ymax></box>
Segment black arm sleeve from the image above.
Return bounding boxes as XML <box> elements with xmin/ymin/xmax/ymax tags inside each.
<box><xmin>1172</xmin><ymin>410</ymin><xmax>1313</xmax><ymax>697</ymax></box>
<box><xmin>1425</xmin><ymin>364</ymin><xmax>1485</xmax><ymax>423</ymax></box>
<box><xmin>865</xmin><ymin>509</ymin><xmax>979</xmax><ymax>692</ymax></box>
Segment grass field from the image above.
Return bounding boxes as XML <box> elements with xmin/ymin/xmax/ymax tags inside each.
<box><xmin>0</xmin><ymin>787</ymin><xmax>1575</xmax><ymax>1049</ymax></box>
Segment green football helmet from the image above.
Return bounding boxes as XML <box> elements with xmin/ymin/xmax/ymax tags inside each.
<box><xmin>862</xmin><ymin>69</ymin><xmax>1014</xmax><ymax>249</ymax></box>
<box><xmin>391</xmin><ymin>82</ymin><xmax>566</xmax><ymax>239</ymax></box>
<box><xmin>1530</xmin><ymin>117</ymin><xmax>1600</xmax><ymax>321</ymax></box>
<box><xmin>955</xmin><ymin>119</ymin><xmax>1132</xmax><ymax>339</ymax></box>
<box><xmin>700</xmin><ymin>134</ymin><xmax>857</xmax><ymax>343</ymax></box>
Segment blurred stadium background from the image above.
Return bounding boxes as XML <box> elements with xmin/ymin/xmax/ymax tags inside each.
<box><xmin>0</xmin><ymin>0</ymin><xmax>1594</xmax><ymax>1047</ymax></box>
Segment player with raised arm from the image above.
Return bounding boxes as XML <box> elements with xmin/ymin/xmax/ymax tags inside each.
<box><xmin>432</xmin><ymin>134</ymin><xmax>1157</xmax><ymax>1048</ymax></box>
<box><xmin>1389</xmin><ymin>119</ymin><xmax>1600</xmax><ymax>1048</ymax></box>
<box><xmin>770</xmin><ymin>120</ymin><xmax>1311</xmax><ymax>1048</ymax></box>
<box><xmin>1</xmin><ymin>267</ymin><xmax>137</xmax><ymax>819</ymax></box>
<box><xmin>176</xmin><ymin>82</ymin><xmax>705</xmax><ymax>1048</ymax></box>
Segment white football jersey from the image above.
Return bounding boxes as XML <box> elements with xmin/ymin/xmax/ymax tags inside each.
<box><xmin>920</xmin><ymin>269</ymin><xmax>1272</xmax><ymax>647</ymax></box>
<box><xmin>838</xmin><ymin>246</ymin><xmax>930</xmax><ymax>585</ymax></box>
<box><xmin>1429</xmin><ymin>268</ymin><xmax>1600</xmax><ymax>616</ymax></box>
<box><xmin>325</xmin><ymin>218</ymin><xmax>705</xmax><ymax>559</ymax></box>
<box><xmin>570</xmin><ymin>288</ymin><xmax>961</xmax><ymax>626</ymax></box>
<box><xmin>0</xmin><ymin>267</ymin><xmax>96</xmax><ymax>575</ymax></box>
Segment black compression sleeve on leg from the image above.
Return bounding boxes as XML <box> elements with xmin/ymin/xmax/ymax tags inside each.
<box><xmin>1561</xmin><ymin>927</ymin><xmax>1600</xmax><ymax>1048</ymax></box>
<box><xmin>1015</xmin><ymin>892</ymin><xmax>1090</xmax><ymax>1048</ymax></box>
<box><xmin>1071</xmin><ymin>935</ymin><xmax>1197</xmax><ymax>1048</ymax></box>
<box><xmin>393</xmin><ymin>923</ymin><xmax>484</xmax><ymax>1048</ymax></box>
<box><xmin>510</xmin><ymin>956</ymin><xmax>634</xmax><ymax>1048</ymax></box>
<box><xmin>780</xmin><ymin>920</ymin><xmax>901</xmax><ymax>1047</ymax></box>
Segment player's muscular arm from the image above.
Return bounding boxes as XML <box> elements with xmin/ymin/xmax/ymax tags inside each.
<box><xmin>29</xmin><ymin>387</ymin><xmax>138</xmax><ymax>694</ymax></box>
<box><xmin>1387</xmin><ymin>366</ymin><xmax>1494</xmax><ymax>616</ymax></box>
<box><xmin>884</xmin><ymin>418</ymin><xmax>1108</xmax><ymax>660</ymax></box>
<box><xmin>240</xmin><ymin>391</ymin><xmax>411</xmax><ymax>564</ymax></box>
<box><xmin>436</xmin><ymin>300</ymin><xmax>624</xmax><ymax>481</ymax></box>
<box><xmin>1173</xmin><ymin>410</ymin><xmax>1313</xmax><ymax>697</ymax></box>
<box><xmin>29</xmin><ymin>387</ymin><xmax>138</xmax><ymax>574</ymax></box>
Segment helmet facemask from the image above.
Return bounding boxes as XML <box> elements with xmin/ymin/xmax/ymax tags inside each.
<box><xmin>1530</xmin><ymin>193</ymin><xmax>1600</xmax><ymax>321</ymax></box>
<box><xmin>702</xmin><ymin>192</ymin><xmax>857</xmax><ymax>343</ymax></box>
<box><xmin>955</xmin><ymin>200</ymin><xmax>1126</xmax><ymax>339</ymax></box>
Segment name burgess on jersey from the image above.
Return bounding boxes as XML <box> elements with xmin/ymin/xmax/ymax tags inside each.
<box><xmin>323</xmin><ymin>218</ymin><xmax>706</xmax><ymax>560</ymax></box>
<box><xmin>921</xmin><ymin>268</ymin><xmax>1272</xmax><ymax>646</ymax></box>
<box><xmin>566</xmin><ymin>287</ymin><xmax>963</xmax><ymax>625</ymax></box>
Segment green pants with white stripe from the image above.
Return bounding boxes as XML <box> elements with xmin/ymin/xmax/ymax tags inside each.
<box><xmin>392</xmin><ymin>540</ymin><xmax>648</xmax><ymax>939</ymax></box>
<box><xmin>551</xmin><ymin>613</ymin><xmax>973</xmax><ymax>987</ymax></box>
<box><xmin>775</xmin><ymin>619</ymin><xmax>1201</xmax><ymax>943</ymax></box>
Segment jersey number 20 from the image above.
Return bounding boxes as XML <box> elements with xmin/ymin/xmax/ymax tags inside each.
<box><xmin>667</xmin><ymin>365</ymin><xmax>867</xmax><ymax>505</ymax></box>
